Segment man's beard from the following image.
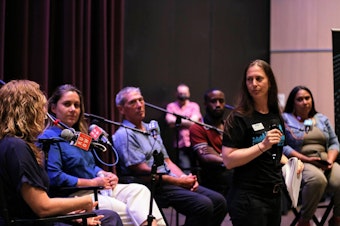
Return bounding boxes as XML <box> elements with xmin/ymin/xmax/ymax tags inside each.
<box><xmin>207</xmin><ymin>108</ymin><xmax>225</xmax><ymax>119</ymax></box>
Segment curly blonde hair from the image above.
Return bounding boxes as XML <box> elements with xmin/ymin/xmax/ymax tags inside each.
<box><xmin>0</xmin><ymin>80</ymin><xmax>47</xmax><ymax>165</ymax></box>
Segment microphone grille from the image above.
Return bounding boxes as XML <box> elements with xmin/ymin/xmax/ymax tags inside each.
<box><xmin>88</xmin><ymin>124</ymin><xmax>96</xmax><ymax>132</ymax></box>
<box><xmin>149</xmin><ymin>119</ymin><xmax>156</xmax><ymax>127</ymax></box>
<box><xmin>61</xmin><ymin>129</ymin><xmax>74</xmax><ymax>141</ymax></box>
<box><xmin>149</xmin><ymin>120</ymin><xmax>160</xmax><ymax>132</ymax></box>
<box><xmin>270</xmin><ymin>119</ymin><xmax>279</xmax><ymax>130</ymax></box>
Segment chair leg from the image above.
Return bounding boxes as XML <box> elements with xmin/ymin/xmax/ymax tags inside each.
<box><xmin>291</xmin><ymin>207</ymin><xmax>301</xmax><ymax>226</ymax></box>
<box><xmin>291</xmin><ymin>199</ymin><xmax>334</xmax><ymax>226</ymax></box>
<box><xmin>159</xmin><ymin>206</ymin><xmax>180</xmax><ymax>226</ymax></box>
<box><xmin>312</xmin><ymin>199</ymin><xmax>334</xmax><ymax>226</ymax></box>
<box><xmin>159</xmin><ymin>207</ymin><xmax>170</xmax><ymax>226</ymax></box>
<box><xmin>81</xmin><ymin>216</ymin><xmax>88</xmax><ymax>226</ymax></box>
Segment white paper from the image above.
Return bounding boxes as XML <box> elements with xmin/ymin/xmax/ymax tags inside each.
<box><xmin>282</xmin><ymin>157</ymin><xmax>302</xmax><ymax>208</ymax></box>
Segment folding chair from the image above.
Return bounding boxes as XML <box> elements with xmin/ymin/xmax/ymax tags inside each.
<box><xmin>52</xmin><ymin>186</ymin><xmax>103</xmax><ymax>210</ymax></box>
<box><xmin>282</xmin><ymin>157</ymin><xmax>334</xmax><ymax>226</ymax></box>
<box><xmin>156</xmin><ymin>199</ymin><xmax>180</xmax><ymax>226</ymax></box>
<box><xmin>283</xmin><ymin>185</ymin><xmax>334</xmax><ymax>226</ymax></box>
<box><xmin>0</xmin><ymin>176</ymin><xmax>96</xmax><ymax>226</ymax></box>
<box><xmin>289</xmin><ymin>196</ymin><xmax>334</xmax><ymax>226</ymax></box>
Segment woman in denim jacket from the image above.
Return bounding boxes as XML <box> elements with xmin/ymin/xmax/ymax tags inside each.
<box><xmin>283</xmin><ymin>85</ymin><xmax>340</xmax><ymax>226</ymax></box>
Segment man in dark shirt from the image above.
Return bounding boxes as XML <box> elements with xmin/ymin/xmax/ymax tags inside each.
<box><xmin>190</xmin><ymin>88</ymin><xmax>233</xmax><ymax>198</ymax></box>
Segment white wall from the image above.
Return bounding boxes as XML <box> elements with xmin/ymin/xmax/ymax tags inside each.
<box><xmin>271</xmin><ymin>0</ymin><xmax>340</xmax><ymax>125</ymax></box>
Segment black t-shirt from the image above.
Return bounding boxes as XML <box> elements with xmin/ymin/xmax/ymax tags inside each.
<box><xmin>0</xmin><ymin>136</ymin><xmax>49</xmax><ymax>222</ymax></box>
<box><xmin>223</xmin><ymin>111</ymin><xmax>284</xmax><ymax>193</ymax></box>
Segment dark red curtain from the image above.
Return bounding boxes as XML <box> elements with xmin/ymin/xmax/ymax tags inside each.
<box><xmin>0</xmin><ymin>0</ymin><xmax>124</xmax><ymax>171</ymax></box>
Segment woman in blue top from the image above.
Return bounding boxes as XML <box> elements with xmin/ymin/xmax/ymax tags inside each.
<box><xmin>41</xmin><ymin>84</ymin><xmax>165</xmax><ymax>226</ymax></box>
<box><xmin>282</xmin><ymin>85</ymin><xmax>340</xmax><ymax>226</ymax></box>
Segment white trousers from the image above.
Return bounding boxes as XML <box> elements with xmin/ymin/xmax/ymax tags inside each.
<box><xmin>74</xmin><ymin>183</ymin><xmax>166</xmax><ymax>226</ymax></box>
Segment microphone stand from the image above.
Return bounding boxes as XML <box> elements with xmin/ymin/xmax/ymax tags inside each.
<box><xmin>37</xmin><ymin>138</ymin><xmax>64</xmax><ymax>161</ymax></box>
<box><xmin>175</xmin><ymin>116</ymin><xmax>181</xmax><ymax>166</ymax></box>
<box><xmin>84</xmin><ymin>113</ymin><xmax>150</xmax><ymax>171</ymax></box>
<box><xmin>145</xmin><ymin>102</ymin><xmax>223</xmax><ymax>173</ymax></box>
<box><xmin>147</xmin><ymin>151</ymin><xmax>165</xmax><ymax>226</ymax></box>
<box><xmin>86</xmin><ymin>112</ymin><xmax>164</xmax><ymax>226</ymax></box>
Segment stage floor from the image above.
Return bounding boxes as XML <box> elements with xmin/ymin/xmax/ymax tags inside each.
<box><xmin>162</xmin><ymin>199</ymin><xmax>333</xmax><ymax>226</ymax></box>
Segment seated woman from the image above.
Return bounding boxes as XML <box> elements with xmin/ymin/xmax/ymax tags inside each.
<box><xmin>40</xmin><ymin>84</ymin><xmax>165</xmax><ymax>226</ymax></box>
<box><xmin>0</xmin><ymin>80</ymin><xmax>122</xmax><ymax>226</ymax></box>
<box><xmin>282</xmin><ymin>85</ymin><xmax>340</xmax><ymax>226</ymax></box>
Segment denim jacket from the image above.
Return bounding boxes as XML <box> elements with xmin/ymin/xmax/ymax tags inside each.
<box><xmin>282</xmin><ymin>112</ymin><xmax>339</xmax><ymax>156</ymax></box>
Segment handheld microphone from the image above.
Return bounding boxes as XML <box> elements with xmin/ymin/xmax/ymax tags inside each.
<box><xmin>304</xmin><ymin>119</ymin><xmax>313</xmax><ymax>134</ymax></box>
<box><xmin>89</xmin><ymin>124</ymin><xmax>112</xmax><ymax>146</ymax></box>
<box><xmin>269</xmin><ymin>119</ymin><xmax>280</xmax><ymax>163</ymax></box>
<box><xmin>270</xmin><ymin>120</ymin><xmax>279</xmax><ymax>146</ymax></box>
<box><xmin>148</xmin><ymin>120</ymin><xmax>160</xmax><ymax>139</ymax></box>
<box><xmin>270</xmin><ymin>121</ymin><xmax>279</xmax><ymax>130</ymax></box>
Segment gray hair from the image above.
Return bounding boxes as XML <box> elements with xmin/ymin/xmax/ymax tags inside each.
<box><xmin>115</xmin><ymin>86</ymin><xmax>141</xmax><ymax>106</ymax></box>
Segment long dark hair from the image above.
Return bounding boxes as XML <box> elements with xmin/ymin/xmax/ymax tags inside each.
<box><xmin>226</xmin><ymin>59</ymin><xmax>281</xmax><ymax>128</ymax></box>
<box><xmin>47</xmin><ymin>84</ymin><xmax>88</xmax><ymax>133</ymax></box>
<box><xmin>283</xmin><ymin>85</ymin><xmax>317</xmax><ymax>117</ymax></box>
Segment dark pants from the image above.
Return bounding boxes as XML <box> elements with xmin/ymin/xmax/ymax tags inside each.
<box><xmin>200</xmin><ymin>166</ymin><xmax>233</xmax><ymax>200</ymax></box>
<box><xmin>155</xmin><ymin>184</ymin><xmax>227</xmax><ymax>226</ymax></box>
<box><xmin>227</xmin><ymin>187</ymin><xmax>282</xmax><ymax>226</ymax></box>
<box><xmin>55</xmin><ymin>209</ymin><xmax>123</xmax><ymax>226</ymax></box>
<box><xmin>95</xmin><ymin>210</ymin><xmax>123</xmax><ymax>226</ymax></box>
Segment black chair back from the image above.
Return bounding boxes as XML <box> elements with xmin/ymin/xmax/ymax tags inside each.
<box><xmin>0</xmin><ymin>175</ymin><xmax>11</xmax><ymax>225</ymax></box>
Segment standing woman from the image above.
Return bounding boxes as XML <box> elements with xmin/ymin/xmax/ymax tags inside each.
<box><xmin>283</xmin><ymin>85</ymin><xmax>340</xmax><ymax>226</ymax></box>
<box><xmin>222</xmin><ymin>59</ymin><xmax>285</xmax><ymax>226</ymax></box>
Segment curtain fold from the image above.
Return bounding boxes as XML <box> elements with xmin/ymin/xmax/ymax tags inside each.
<box><xmin>0</xmin><ymin>0</ymin><xmax>124</xmax><ymax>171</ymax></box>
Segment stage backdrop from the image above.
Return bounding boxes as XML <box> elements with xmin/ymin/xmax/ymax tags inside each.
<box><xmin>123</xmin><ymin>0</ymin><xmax>270</xmax><ymax>159</ymax></box>
<box><xmin>0</xmin><ymin>0</ymin><xmax>270</xmax><ymax>168</ymax></box>
<box><xmin>0</xmin><ymin>0</ymin><xmax>124</xmax><ymax>171</ymax></box>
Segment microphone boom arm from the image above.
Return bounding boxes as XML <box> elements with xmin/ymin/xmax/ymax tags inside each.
<box><xmin>145</xmin><ymin>102</ymin><xmax>224</xmax><ymax>134</ymax></box>
<box><xmin>84</xmin><ymin>113</ymin><xmax>150</xmax><ymax>135</ymax></box>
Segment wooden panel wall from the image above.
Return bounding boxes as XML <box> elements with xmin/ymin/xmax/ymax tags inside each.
<box><xmin>271</xmin><ymin>0</ymin><xmax>340</xmax><ymax>125</ymax></box>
